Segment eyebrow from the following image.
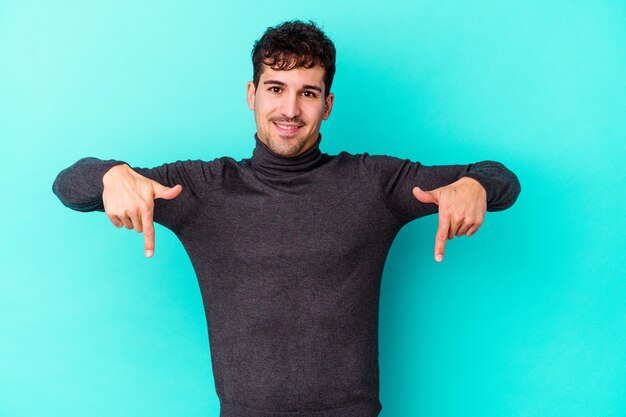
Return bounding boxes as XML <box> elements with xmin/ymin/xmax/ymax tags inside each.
<box><xmin>263</xmin><ymin>80</ymin><xmax>323</xmax><ymax>93</ymax></box>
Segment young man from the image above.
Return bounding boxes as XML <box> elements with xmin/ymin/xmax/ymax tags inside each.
<box><xmin>53</xmin><ymin>20</ymin><xmax>520</xmax><ymax>417</ymax></box>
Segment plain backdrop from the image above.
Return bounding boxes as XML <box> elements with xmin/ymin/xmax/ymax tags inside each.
<box><xmin>1</xmin><ymin>1</ymin><xmax>625</xmax><ymax>416</ymax></box>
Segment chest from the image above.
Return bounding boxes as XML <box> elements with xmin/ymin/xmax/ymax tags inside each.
<box><xmin>189</xmin><ymin>174</ymin><xmax>397</xmax><ymax>271</ymax></box>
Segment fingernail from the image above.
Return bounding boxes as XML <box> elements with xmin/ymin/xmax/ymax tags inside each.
<box><xmin>145</xmin><ymin>250</ymin><xmax>153</xmax><ymax>258</ymax></box>
<box><xmin>435</xmin><ymin>255</ymin><xmax>443</xmax><ymax>262</ymax></box>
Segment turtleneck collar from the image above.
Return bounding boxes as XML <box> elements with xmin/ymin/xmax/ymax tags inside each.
<box><xmin>251</xmin><ymin>133</ymin><xmax>325</xmax><ymax>176</ymax></box>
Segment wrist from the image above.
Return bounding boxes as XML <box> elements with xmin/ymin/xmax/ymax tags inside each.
<box><xmin>103</xmin><ymin>163</ymin><xmax>130</xmax><ymax>186</ymax></box>
<box><xmin>460</xmin><ymin>176</ymin><xmax>487</xmax><ymax>196</ymax></box>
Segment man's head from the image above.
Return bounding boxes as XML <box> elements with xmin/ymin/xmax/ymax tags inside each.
<box><xmin>247</xmin><ymin>20</ymin><xmax>336</xmax><ymax>157</ymax></box>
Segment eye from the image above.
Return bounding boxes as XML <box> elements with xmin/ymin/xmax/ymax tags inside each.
<box><xmin>302</xmin><ymin>91</ymin><xmax>317</xmax><ymax>98</ymax></box>
<box><xmin>269</xmin><ymin>86</ymin><xmax>282</xmax><ymax>94</ymax></box>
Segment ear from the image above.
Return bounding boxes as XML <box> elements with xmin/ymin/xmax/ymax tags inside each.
<box><xmin>322</xmin><ymin>92</ymin><xmax>335</xmax><ymax>120</ymax></box>
<box><xmin>246</xmin><ymin>81</ymin><xmax>256</xmax><ymax>110</ymax></box>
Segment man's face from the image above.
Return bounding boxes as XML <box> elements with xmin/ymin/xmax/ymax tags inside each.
<box><xmin>247</xmin><ymin>64</ymin><xmax>334</xmax><ymax>157</ymax></box>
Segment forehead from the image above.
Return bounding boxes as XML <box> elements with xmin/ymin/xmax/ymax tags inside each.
<box><xmin>259</xmin><ymin>64</ymin><xmax>326</xmax><ymax>88</ymax></box>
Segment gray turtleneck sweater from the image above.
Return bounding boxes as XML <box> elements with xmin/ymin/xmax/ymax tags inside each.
<box><xmin>52</xmin><ymin>135</ymin><xmax>521</xmax><ymax>417</ymax></box>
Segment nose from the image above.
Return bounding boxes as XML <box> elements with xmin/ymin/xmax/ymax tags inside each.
<box><xmin>279</xmin><ymin>92</ymin><xmax>301</xmax><ymax>119</ymax></box>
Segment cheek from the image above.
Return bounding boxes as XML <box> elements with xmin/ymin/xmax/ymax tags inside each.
<box><xmin>253</xmin><ymin>103</ymin><xmax>268</xmax><ymax>121</ymax></box>
<box><xmin>256</xmin><ymin>98</ymin><xmax>277</xmax><ymax>117</ymax></box>
<box><xmin>304</xmin><ymin>103</ymin><xmax>325</xmax><ymax>120</ymax></box>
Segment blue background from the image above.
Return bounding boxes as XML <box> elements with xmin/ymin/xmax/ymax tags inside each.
<box><xmin>1</xmin><ymin>1</ymin><xmax>625</xmax><ymax>416</ymax></box>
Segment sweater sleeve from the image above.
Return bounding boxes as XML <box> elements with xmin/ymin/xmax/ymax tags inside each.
<box><xmin>359</xmin><ymin>154</ymin><xmax>521</xmax><ymax>225</ymax></box>
<box><xmin>52</xmin><ymin>157</ymin><xmax>223</xmax><ymax>232</ymax></box>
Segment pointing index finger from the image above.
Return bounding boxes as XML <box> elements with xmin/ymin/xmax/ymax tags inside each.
<box><xmin>142</xmin><ymin>205</ymin><xmax>155</xmax><ymax>258</ymax></box>
<box><xmin>435</xmin><ymin>214</ymin><xmax>450</xmax><ymax>262</ymax></box>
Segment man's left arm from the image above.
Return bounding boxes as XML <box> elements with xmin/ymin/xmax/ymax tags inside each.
<box><xmin>411</xmin><ymin>160</ymin><xmax>521</xmax><ymax>262</ymax></box>
<box><xmin>360</xmin><ymin>156</ymin><xmax>521</xmax><ymax>262</ymax></box>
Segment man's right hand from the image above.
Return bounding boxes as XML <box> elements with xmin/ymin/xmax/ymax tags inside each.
<box><xmin>102</xmin><ymin>164</ymin><xmax>182</xmax><ymax>258</ymax></box>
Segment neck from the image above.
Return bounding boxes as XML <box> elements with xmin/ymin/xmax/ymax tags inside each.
<box><xmin>251</xmin><ymin>133</ymin><xmax>324</xmax><ymax>176</ymax></box>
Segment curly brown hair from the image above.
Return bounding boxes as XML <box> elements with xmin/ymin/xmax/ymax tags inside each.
<box><xmin>252</xmin><ymin>20</ymin><xmax>336</xmax><ymax>97</ymax></box>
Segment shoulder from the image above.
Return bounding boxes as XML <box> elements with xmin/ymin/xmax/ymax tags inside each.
<box><xmin>333</xmin><ymin>151</ymin><xmax>418</xmax><ymax>171</ymax></box>
<box><xmin>169</xmin><ymin>156</ymin><xmax>239</xmax><ymax>173</ymax></box>
<box><xmin>140</xmin><ymin>157</ymin><xmax>238</xmax><ymax>188</ymax></box>
<box><xmin>331</xmin><ymin>151</ymin><xmax>387</xmax><ymax>165</ymax></box>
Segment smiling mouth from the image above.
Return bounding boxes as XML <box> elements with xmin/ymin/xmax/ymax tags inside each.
<box><xmin>273</xmin><ymin>122</ymin><xmax>303</xmax><ymax>135</ymax></box>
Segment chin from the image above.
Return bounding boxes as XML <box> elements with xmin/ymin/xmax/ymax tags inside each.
<box><xmin>272</xmin><ymin>145</ymin><xmax>303</xmax><ymax>157</ymax></box>
<box><xmin>268</xmin><ymin>138</ymin><xmax>307</xmax><ymax>157</ymax></box>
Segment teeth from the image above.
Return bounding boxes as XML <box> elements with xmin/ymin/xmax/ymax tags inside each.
<box><xmin>276</xmin><ymin>124</ymin><xmax>300</xmax><ymax>130</ymax></box>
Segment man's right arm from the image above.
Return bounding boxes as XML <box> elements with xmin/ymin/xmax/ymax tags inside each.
<box><xmin>53</xmin><ymin>157</ymin><xmax>218</xmax><ymax>257</ymax></box>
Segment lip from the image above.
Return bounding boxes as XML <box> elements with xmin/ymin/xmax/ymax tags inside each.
<box><xmin>273</xmin><ymin>122</ymin><xmax>303</xmax><ymax>136</ymax></box>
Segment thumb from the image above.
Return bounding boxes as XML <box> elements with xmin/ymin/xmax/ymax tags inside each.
<box><xmin>412</xmin><ymin>186</ymin><xmax>439</xmax><ymax>205</ymax></box>
<box><xmin>153</xmin><ymin>183</ymin><xmax>183</xmax><ymax>200</ymax></box>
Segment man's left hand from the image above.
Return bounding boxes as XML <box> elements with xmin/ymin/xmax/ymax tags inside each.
<box><xmin>412</xmin><ymin>177</ymin><xmax>487</xmax><ymax>263</ymax></box>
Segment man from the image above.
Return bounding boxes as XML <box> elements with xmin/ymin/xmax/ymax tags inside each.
<box><xmin>53</xmin><ymin>20</ymin><xmax>520</xmax><ymax>417</ymax></box>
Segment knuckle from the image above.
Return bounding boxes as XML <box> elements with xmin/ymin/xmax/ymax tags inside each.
<box><xmin>108</xmin><ymin>218</ymin><xmax>122</xmax><ymax>228</ymax></box>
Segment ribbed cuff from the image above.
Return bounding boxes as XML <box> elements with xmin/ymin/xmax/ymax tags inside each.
<box><xmin>219</xmin><ymin>400</ymin><xmax>382</xmax><ymax>417</ymax></box>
